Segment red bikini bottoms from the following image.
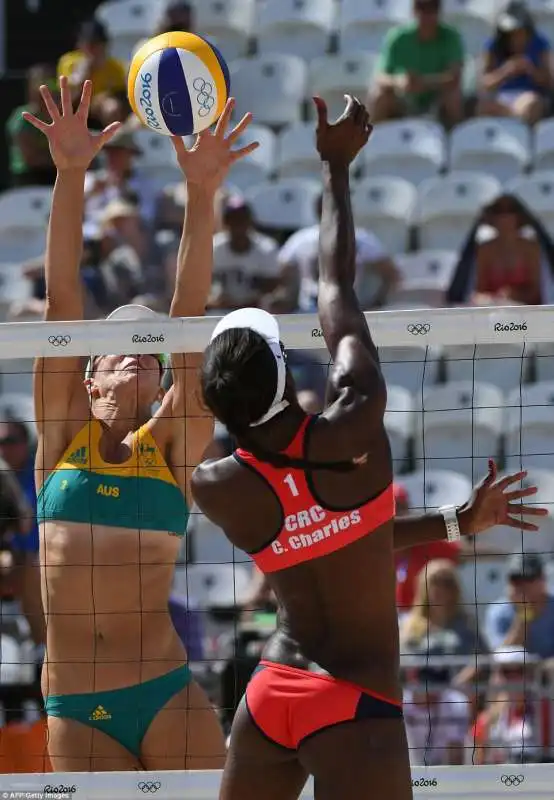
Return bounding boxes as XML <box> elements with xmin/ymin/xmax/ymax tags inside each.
<box><xmin>245</xmin><ymin>660</ymin><xmax>403</xmax><ymax>750</ymax></box>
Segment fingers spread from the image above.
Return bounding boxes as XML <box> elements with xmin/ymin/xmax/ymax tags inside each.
<box><xmin>312</xmin><ymin>96</ymin><xmax>328</xmax><ymax>128</ymax></box>
<box><xmin>505</xmin><ymin>487</ymin><xmax>538</xmax><ymax>501</ymax></box>
<box><xmin>495</xmin><ymin>471</ymin><xmax>527</xmax><ymax>492</ymax></box>
<box><xmin>60</xmin><ymin>75</ymin><xmax>73</xmax><ymax>117</ymax></box>
<box><xmin>39</xmin><ymin>84</ymin><xmax>61</xmax><ymax>122</ymax></box>
<box><xmin>171</xmin><ymin>135</ymin><xmax>189</xmax><ymax>160</ymax></box>
<box><xmin>215</xmin><ymin>97</ymin><xmax>235</xmax><ymax>138</ymax></box>
<box><xmin>509</xmin><ymin>504</ymin><xmax>549</xmax><ymax>516</ymax></box>
<box><xmin>76</xmin><ymin>80</ymin><xmax>93</xmax><ymax>121</ymax></box>
<box><xmin>505</xmin><ymin>517</ymin><xmax>540</xmax><ymax>532</ymax></box>
<box><xmin>21</xmin><ymin>112</ymin><xmax>50</xmax><ymax>134</ymax></box>
<box><xmin>227</xmin><ymin>112</ymin><xmax>253</xmax><ymax>145</ymax></box>
<box><xmin>230</xmin><ymin>140</ymin><xmax>259</xmax><ymax>163</ymax></box>
<box><xmin>96</xmin><ymin>121</ymin><xmax>123</xmax><ymax>150</ymax></box>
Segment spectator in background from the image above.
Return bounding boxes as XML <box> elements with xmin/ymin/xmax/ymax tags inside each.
<box><xmin>485</xmin><ymin>553</ymin><xmax>554</xmax><ymax>659</ymax></box>
<box><xmin>6</xmin><ymin>66</ymin><xmax>58</xmax><ymax>188</ymax></box>
<box><xmin>58</xmin><ymin>19</ymin><xmax>128</xmax><ymax>127</ymax></box>
<box><xmin>400</xmin><ymin>559</ymin><xmax>486</xmax><ymax>659</ymax></box>
<box><xmin>477</xmin><ymin>1</ymin><xmax>551</xmax><ymax>125</ymax></box>
<box><xmin>84</xmin><ymin>126</ymin><xmax>156</xmax><ymax>236</ymax></box>
<box><xmin>95</xmin><ymin>199</ymin><xmax>146</xmax><ymax>310</ymax></box>
<box><xmin>395</xmin><ymin>484</ymin><xmax>462</xmax><ymax>613</ymax></box>
<box><xmin>154</xmin><ymin>1</ymin><xmax>195</xmax><ymax>35</ymax></box>
<box><xmin>403</xmin><ymin>638</ymin><xmax>471</xmax><ymax>766</ymax></box>
<box><xmin>472</xmin><ymin>646</ymin><xmax>542</xmax><ymax>764</ymax></box>
<box><xmin>209</xmin><ymin>197</ymin><xmax>283</xmax><ymax>312</ymax></box>
<box><xmin>372</xmin><ymin>0</ymin><xmax>464</xmax><ymax>128</ymax></box>
<box><xmin>447</xmin><ymin>193</ymin><xmax>554</xmax><ymax>305</ymax></box>
<box><xmin>278</xmin><ymin>194</ymin><xmax>398</xmax><ymax>312</ymax></box>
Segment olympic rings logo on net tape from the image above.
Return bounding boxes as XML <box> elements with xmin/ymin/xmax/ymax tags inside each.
<box><xmin>407</xmin><ymin>323</ymin><xmax>431</xmax><ymax>336</ymax></box>
<box><xmin>192</xmin><ymin>77</ymin><xmax>215</xmax><ymax>117</ymax></box>
<box><xmin>48</xmin><ymin>335</ymin><xmax>72</xmax><ymax>347</ymax></box>
<box><xmin>500</xmin><ymin>774</ymin><xmax>525</xmax><ymax>787</ymax></box>
<box><xmin>138</xmin><ymin>781</ymin><xmax>161</xmax><ymax>793</ymax></box>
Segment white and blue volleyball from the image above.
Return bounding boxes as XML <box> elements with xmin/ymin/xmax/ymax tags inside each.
<box><xmin>128</xmin><ymin>32</ymin><xmax>230</xmax><ymax>136</ymax></box>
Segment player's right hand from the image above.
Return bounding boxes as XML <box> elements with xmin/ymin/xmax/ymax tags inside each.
<box><xmin>313</xmin><ymin>94</ymin><xmax>372</xmax><ymax>167</ymax></box>
<box><xmin>22</xmin><ymin>76</ymin><xmax>121</xmax><ymax>172</ymax></box>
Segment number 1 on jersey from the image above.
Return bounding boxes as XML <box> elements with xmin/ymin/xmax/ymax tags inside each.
<box><xmin>284</xmin><ymin>473</ymin><xmax>299</xmax><ymax>497</ymax></box>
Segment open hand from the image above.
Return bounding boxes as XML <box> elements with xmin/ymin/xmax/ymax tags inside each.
<box><xmin>171</xmin><ymin>98</ymin><xmax>259</xmax><ymax>194</ymax></box>
<box><xmin>461</xmin><ymin>460</ymin><xmax>548</xmax><ymax>536</ymax></box>
<box><xmin>22</xmin><ymin>77</ymin><xmax>121</xmax><ymax>172</ymax></box>
<box><xmin>313</xmin><ymin>94</ymin><xmax>372</xmax><ymax>167</ymax></box>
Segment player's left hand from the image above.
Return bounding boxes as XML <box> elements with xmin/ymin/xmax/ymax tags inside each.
<box><xmin>171</xmin><ymin>98</ymin><xmax>259</xmax><ymax>193</ymax></box>
<box><xmin>460</xmin><ymin>460</ymin><xmax>548</xmax><ymax>536</ymax></box>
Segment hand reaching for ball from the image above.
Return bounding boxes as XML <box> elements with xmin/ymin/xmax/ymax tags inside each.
<box><xmin>22</xmin><ymin>77</ymin><xmax>121</xmax><ymax>172</ymax></box>
<box><xmin>171</xmin><ymin>98</ymin><xmax>259</xmax><ymax>194</ymax></box>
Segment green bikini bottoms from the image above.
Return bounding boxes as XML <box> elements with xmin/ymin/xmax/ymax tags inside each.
<box><xmin>45</xmin><ymin>663</ymin><xmax>192</xmax><ymax>758</ymax></box>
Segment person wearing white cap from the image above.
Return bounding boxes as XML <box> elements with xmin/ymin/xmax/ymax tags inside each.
<box><xmin>24</xmin><ymin>78</ymin><xmax>258</xmax><ymax>770</ymax></box>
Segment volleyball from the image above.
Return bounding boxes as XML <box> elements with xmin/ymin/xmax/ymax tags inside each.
<box><xmin>128</xmin><ymin>32</ymin><xmax>230</xmax><ymax>137</ymax></box>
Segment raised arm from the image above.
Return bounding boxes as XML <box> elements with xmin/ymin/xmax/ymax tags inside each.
<box><xmin>23</xmin><ymin>78</ymin><xmax>119</xmax><ymax>433</ymax></box>
<box><xmin>314</xmin><ymin>96</ymin><xmax>386</xmax><ymax>453</ymax></box>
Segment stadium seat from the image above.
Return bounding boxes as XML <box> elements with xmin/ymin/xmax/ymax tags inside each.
<box><xmin>416</xmin><ymin>172</ymin><xmax>501</xmax><ymax>251</ymax></box>
<box><xmin>385</xmin><ymin>385</ymin><xmax>414</xmax><ymax>471</ymax></box>
<box><xmin>134</xmin><ymin>131</ymin><xmax>184</xmax><ymax>194</ymax></box>
<box><xmin>533</xmin><ymin>119</ymin><xmax>554</xmax><ymax>171</ymax></box>
<box><xmin>339</xmin><ymin>0</ymin><xmax>409</xmax><ymax>53</ymax></box>
<box><xmin>535</xmin><ymin>342</ymin><xmax>554</xmax><ymax>383</ymax></box>
<box><xmin>97</xmin><ymin>0</ymin><xmax>153</xmax><ymax>62</ymax></box>
<box><xmin>228</xmin><ymin>124</ymin><xmax>277</xmax><ymax>190</ymax></box>
<box><xmin>361</xmin><ymin>120</ymin><xmax>447</xmax><ymax>186</ymax></box>
<box><xmin>308</xmin><ymin>53</ymin><xmax>379</xmax><ymax>123</ymax></box>
<box><xmin>230</xmin><ymin>55</ymin><xmax>308</xmax><ymax>127</ymax></box>
<box><xmin>414</xmin><ymin>381</ymin><xmax>504</xmax><ymax>480</ymax></box>
<box><xmin>458</xmin><ymin>558</ymin><xmax>508</xmax><ymax>624</ymax></box>
<box><xmin>395</xmin><ymin>250</ymin><xmax>457</xmax><ymax>287</ymax></box>
<box><xmin>351</xmin><ymin>176</ymin><xmax>417</xmax><ymax>254</ymax></box>
<box><xmin>0</xmin><ymin>394</ymin><xmax>36</xmax><ymax>435</ymax></box>
<box><xmin>525</xmin><ymin>0</ymin><xmax>554</xmax><ymax>47</ymax></box>
<box><xmin>505</xmin><ymin>172</ymin><xmax>554</xmax><ymax>239</ymax></box>
<box><xmin>388</xmin><ymin>279</ymin><xmax>446</xmax><ymax>308</ymax></box>
<box><xmin>257</xmin><ymin>0</ymin><xmax>335</xmax><ymax>60</ymax></box>
<box><xmin>505</xmin><ymin>382</ymin><xmax>554</xmax><ymax>472</ymax></box>
<box><xmin>0</xmin><ymin>188</ymin><xmax>51</xmax><ymax>264</ymax></box>
<box><xmin>188</xmin><ymin>505</ymin><xmax>250</xmax><ymax>567</ymax></box>
<box><xmin>443</xmin><ymin>343</ymin><xmax>533</xmax><ymax>392</ymax></box>
<box><xmin>277</xmin><ymin>122</ymin><xmax>321</xmax><ymax>179</ymax></box>
<box><xmin>244</xmin><ymin>177</ymin><xmax>321</xmax><ymax>230</ymax></box>
<box><xmin>399</xmin><ymin>468</ymin><xmax>473</xmax><ymax>512</ymax></box>
<box><xmin>0</xmin><ymin>359</ymin><xmax>34</xmax><ymax>396</ymax></box>
<box><xmin>0</xmin><ymin>265</ymin><xmax>31</xmax><ymax>321</ymax></box>
<box><xmin>442</xmin><ymin>0</ymin><xmax>495</xmax><ymax>56</ymax></box>
<box><xmin>379</xmin><ymin>345</ymin><xmax>441</xmax><ymax>395</ymax></box>
<box><xmin>475</xmin><ymin>468</ymin><xmax>554</xmax><ymax>556</ymax></box>
<box><xmin>450</xmin><ymin>118</ymin><xmax>531</xmax><ymax>183</ymax></box>
<box><xmin>195</xmin><ymin>0</ymin><xmax>256</xmax><ymax>60</ymax></box>
<box><xmin>173</xmin><ymin>563</ymin><xmax>251</xmax><ymax>609</ymax></box>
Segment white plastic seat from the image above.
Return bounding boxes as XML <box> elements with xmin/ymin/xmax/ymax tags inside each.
<box><xmin>0</xmin><ymin>393</ymin><xmax>36</xmax><ymax>437</ymax></box>
<box><xmin>0</xmin><ymin>359</ymin><xmax>34</xmax><ymax>396</ymax></box>
<box><xmin>535</xmin><ymin>342</ymin><xmax>554</xmax><ymax>383</ymax></box>
<box><xmin>388</xmin><ymin>279</ymin><xmax>446</xmax><ymax>308</ymax></box>
<box><xmin>525</xmin><ymin>0</ymin><xmax>554</xmax><ymax>46</ymax></box>
<box><xmin>351</xmin><ymin>176</ymin><xmax>417</xmax><ymax>254</ymax></box>
<box><xmin>395</xmin><ymin>250</ymin><xmax>457</xmax><ymax>287</ymax></box>
<box><xmin>277</xmin><ymin>123</ymin><xmax>321</xmax><ymax>179</ymax></box>
<box><xmin>399</xmin><ymin>468</ymin><xmax>473</xmax><ymax>513</ymax></box>
<box><xmin>414</xmin><ymin>381</ymin><xmax>504</xmax><ymax>480</ymax></box>
<box><xmin>173</xmin><ymin>563</ymin><xmax>251</xmax><ymax>609</ymax></box>
<box><xmin>97</xmin><ymin>0</ymin><xmax>153</xmax><ymax>62</ymax></box>
<box><xmin>379</xmin><ymin>345</ymin><xmax>441</xmax><ymax>395</ymax></box>
<box><xmin>195</xmin><ymin>0</ymin><xmax>256</xmax><ymax>60</ymax></box>
<box><xmin>188</xmin><ymin>506</ymin><xmax>250</xmax><ymax>567</ymax></box>
<box><xmin>534</xmin><ymin>119</ymin><xmax>554</xmax><ymax>171</ymax></box>
<box><xmin>475</xmin><ymin>468</ymin><xmax>554</xmax><ymax>557</ymax></box>
<box><xmin>227</xmin><ymin>124</ymin><xmax>277</xmax><ymax>190</ymax></box>
<box><xmin>458</xmin><ymin>558</ymin><xmax>508</xmax><ymax>624</ymax></box>
<box><xmin>230</xmin><ymin>55</ymin><xmax>308</xmax><ymax>127</ymax></box>
<box><xmin>505</xmin><ymin>382</ymin><xmax>554</xmax><ymax>472</ymax></box>
<box><xmin>134</xmin><ymin>131</ymin><xmax>183</xmax><ymax>193</ymax></box>
<box><xmin>450</xmin><ymin>118</ymin><xmax>531</xmax><ymax>183</ymax></box>
<box><xmin>442</xmin><ymin>0</ymin><xmax>495</xmax><ymax>56</ymax></box>
<box><xmin>0</xmin><ymin>188</ymin><xmax>51</xmax><ymax>263</ymax></box>
<box><xmin>308</xmin><ymin>53</ymin><xmax>379</xmax><ymax>123</ymax></box>
<box><xmin>385</xmin><ymin>385</ymin><xmax>414</xmax><ymax>471</ymax></box>
<box><xmin>339</xmin><ymin>0</ymin><xmax>409</xmax><ymax>53</ymax></box>
<box><xmin>361</xmin><ymin>120</ymin><xmax>446</xmax><ymax>186</ymax></box>
<box><xmin>444</xmin><ymin>343</ymin><xmax>532</xmax><ymax>392</ymax></box>
<box><xmin>258</xmin><ymin>0</ymin><xmax>335</xmax><ymax>60</ymax></box>
<box><xmin>0</xmin><ymin>264</ymin><xmax>31</xmax><ymax>320</ymax></box>
<box><xmin>416</xmin><ymin>172</ymin><xmax>501</xmax><ymax>251</ymax></box>
<box><xmin>245</xmin><ymin>178</ymin><xmax>321</xmax><ymax>230</ymax></box>
<box><xmin>505</xmin><ymin>172</ymin><xmax>554</xmax><ymax>239</ymax></box>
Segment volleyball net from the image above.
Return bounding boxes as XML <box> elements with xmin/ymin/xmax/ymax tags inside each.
<box><xmin>0</xmin><ymin>305</ymin><xmax>554</xmax><ymax>797</ymax></box>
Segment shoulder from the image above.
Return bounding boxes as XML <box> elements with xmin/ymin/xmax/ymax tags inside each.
<box><xmin>533</xmin><ymin>31</ymin><xmax>550</xmax><ymax>51</ymax></box>
<box><xmin>355</xmin><ymin>228</ymin><xmax>387</xmax><ymax>259</ymax></box>
<box><xmin>212</xmin><ymin>231</ymin><xmax>229</xmax><ymax>249</ymax></box>
<box><xmin>441</xmin><ymin>689</ymin><xmax>470</xmax><ymax>717</ymax></box>
<box><xmin>6</xmin><ymin>105</ymin><xmax>27</xmax><ymax>132</ymax></box>
<box><xmin>191</xmin><ymin>456</ymin><xmax>235</xmax><ymax>511</ymax></box>
<box><xmin>58</xmin><ymin>50</ymin><xmax>80</xmax><ymax>72</ymax></box>
<box><xmin>279</xmin><ymin>226</ymin><xmax>317</xmax><ymax>258</ymax></box>
<box><xmin>252</xmin><ymin>232</ymin><xmax>278</xmax><ymax>254</ymax></box>
<box><xmin>486</xmin><ymin>599</ymin><xmax>512</xmax><ymax>623</ymax></box>
<box><xmin>439</xmin><ymin>22</ymin><xmax>463</xmax><ymax>43</ymax></box>
<box><xmin>385</xmin><ymin>23</ymin><xmax>415</xmax><ymax>46</ymax></box>
<box><xmin>106</xmin><ymin>56</ymin><xmax>127</xmax><ymax>77</ymax></box>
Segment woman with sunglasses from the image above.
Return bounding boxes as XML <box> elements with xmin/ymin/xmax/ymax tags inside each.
<box><xmin>25</xmin><ymin>77</ymin><xmax>257</xmax><ymax>771</ymax></box>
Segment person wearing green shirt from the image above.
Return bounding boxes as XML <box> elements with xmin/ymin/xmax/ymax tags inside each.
<box><xmin>6</xmin><ymin>65</ymin><xmax>58</xmax><ymax>187</ymax></box>
<box><xmin>372</xmin><ymin>0</ymin><xmax>465</xmax><ymax>128</ymax></box>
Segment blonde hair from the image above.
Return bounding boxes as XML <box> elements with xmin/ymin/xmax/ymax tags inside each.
<box><xmin>401</xmin><ymin>559</ymin><xmax>462</xmax><ymax>646</ymax></box>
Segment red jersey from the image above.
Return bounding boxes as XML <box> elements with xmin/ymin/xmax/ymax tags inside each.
<box><xmin>234</xmin><ymin>416</ymin><xmax>395</xmax><ymax>574</ymax></box>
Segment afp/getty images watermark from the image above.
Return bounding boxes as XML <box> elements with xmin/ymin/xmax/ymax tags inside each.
<box><xmin>1</xmin><ymin>790</ymin><xmax>76</xmax><ymax>800</ymax></box>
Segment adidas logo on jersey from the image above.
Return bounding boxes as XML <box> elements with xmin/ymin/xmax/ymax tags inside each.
<box><xmin>67</xmin><ymin>446</ymin><xmax>87</xmax><ymax>466</ymax></box>
<box><xmin>89</xmin><ymin>705</ymin><xmax>111</xmax><ymax>721</ymax></box>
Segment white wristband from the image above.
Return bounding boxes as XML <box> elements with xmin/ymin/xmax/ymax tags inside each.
<box><xmin>439</xmin><ymin>505</ymin><xmax>461</xmax><ymax>542</ymax></box>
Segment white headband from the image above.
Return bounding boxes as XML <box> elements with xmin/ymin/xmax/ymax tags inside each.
<box><xmin>210</xmin><ymin>308</ymin><xmax>289</xmax><ymax>427</ymax></box>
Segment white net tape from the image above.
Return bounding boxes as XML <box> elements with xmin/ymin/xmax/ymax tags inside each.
<box><xmin>1</xmin><ymin>306</ymin><xmax>554</xmax><ymax>797</ymax></box>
